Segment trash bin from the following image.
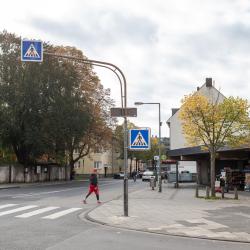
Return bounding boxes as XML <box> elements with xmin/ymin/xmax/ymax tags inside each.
<box><xmin>150</xmin><ymin>177</ymin><xmax>156</xmax><ymax>190</ymax></box>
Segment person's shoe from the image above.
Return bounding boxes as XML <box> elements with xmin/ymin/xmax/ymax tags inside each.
<box><xmin>83</xmin><ymin>200</ymin><xmax>87</xmax><ymax>204</ymax></box>
<box><xmin>97</xmin><ymin>201</ymin><xmax>101</xmax><ymax>204</ymax></box>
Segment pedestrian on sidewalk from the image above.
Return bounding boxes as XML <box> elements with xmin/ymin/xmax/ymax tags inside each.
<box><xmin>132</xmin><ymin>170</ymin><xmax>137</xmax><ymax>182</ymax></box>
<box><xmin>83</xmin><ymin>169</ymin><xmax>101</xmax><ymax>204</ymax></box>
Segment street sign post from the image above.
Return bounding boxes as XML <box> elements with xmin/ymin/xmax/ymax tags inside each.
<box><xmin>21</xmin><ymin>39</ymin><xmax>43</xmax><ymax>62</ymax></box>
<box><xmin>20</xmin><ymin>40</ymin><xmax>130</xmax><ymax>216</ymax></box>
<box><xmin>129</xmin><ymin>128</ymin><xmax>151</xmax><ymax>150</ymax></box>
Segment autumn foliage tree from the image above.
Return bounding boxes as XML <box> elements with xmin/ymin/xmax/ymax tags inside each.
<box><xmin>179</xmin><ymin>93</ymin><xmax>250</xmax><ymax>196</ymax></box>
<box><xmin>0</xmin><ymin>30</ymin><xmax>113</xmax><ymax>177</ymax></box>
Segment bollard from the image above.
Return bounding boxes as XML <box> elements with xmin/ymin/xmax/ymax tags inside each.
<box><xmin>150</xmin><ymin>178</ymin><xmax>156</xmax><ymax>190</ymax></box>
<box><xmin>221</xmin><ymin>187</ymin><xmax>224</xmax><ymax>199</ymax></box>
<box><xmin>195</xmin><ymin>185</ymin><xmax>199</xmax><ymax>198</ymax></box>
<box><xmin>205</xmin><ymin>186</ymin><xmax>210</xmax><ymax>199</ymax></box>
<box><xmin>234</xmin><ymin>187</ymin><xmax>238</xmax><ymax>200</ymax></box>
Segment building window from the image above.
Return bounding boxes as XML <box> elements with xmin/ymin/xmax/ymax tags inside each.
<box><xmin>94</xmin><ymin>161</ymin><xmax>102</xmax><ymax>169</ymax></box>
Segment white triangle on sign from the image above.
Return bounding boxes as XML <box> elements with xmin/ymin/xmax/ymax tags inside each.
<box><xmin>131</xmin><ymin>132</ymin><xmax>148</xmax><ymax>146</ymax></box>
<box><xmin>24</xmin><ymin>44</ymin><xmax>40</xmax><ymax>58</ymax></box>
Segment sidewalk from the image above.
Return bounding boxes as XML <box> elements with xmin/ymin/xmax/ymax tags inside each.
<box><xmin>86</xmin><ymin>182</ymin><xmax>250</xmax><ymax>243</ymax></box>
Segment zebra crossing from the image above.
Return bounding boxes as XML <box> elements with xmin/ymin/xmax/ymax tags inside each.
<box><xmin>0</xmin><ymin>203</ymin><xmax>82</xmax><ymax>220</ymax></box>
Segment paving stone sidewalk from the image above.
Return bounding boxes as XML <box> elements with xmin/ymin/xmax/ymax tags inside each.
<box><xmin>86</xmin><ymin>183</ymin><xmax>250</xmax><ymax>243</ymax></box>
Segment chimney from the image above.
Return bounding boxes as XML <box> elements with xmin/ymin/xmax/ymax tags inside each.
<box><xmin>197</xmin><ymin>87</ymin><xmax>200</xmax><ymax>91</ymax></box>
<box><xmin>172</xmin><ymin>108</ymin><xmax>179</xmax><ymax>116</ymax></box>
<box><xmin>205</xmin><ymin>78</ymin><xmax>212</xmax><ymax>87</ymax></box>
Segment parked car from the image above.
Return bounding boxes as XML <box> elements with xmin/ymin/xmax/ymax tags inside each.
<box><xmin>113</xmin><ymin>172</ymin><xmax>125</xmax><ymax>179</ymax></box>
<box><xmin>142</xmin><ymin>171</ymin><xmax>155</xmax><ymax>181</ymax></box>
<box><xmin>138</xmin><ymin>170</ymin><xmax>145</xmax><ymax>178</ymax></box>
<box><xmin>244</xmin><ymin>184</ymin><xmax>250</xmax><ymax>192</ymax></box>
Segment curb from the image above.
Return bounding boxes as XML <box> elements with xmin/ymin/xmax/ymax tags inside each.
<box><xmin>0</xmin><ymin>186</ymin><xmax>20</xmax><ymax>190</ymax></box>
<box><xmin>84</xmin><ymin>197</ymin><xmax>250</xmax><ymax>244</ymax></box>
<box><xmin>85</xmin><ymin>210</ymin><xmax>250</xmax><ymax>244</ymax></box>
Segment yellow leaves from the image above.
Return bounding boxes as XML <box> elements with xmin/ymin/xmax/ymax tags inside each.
<box><xmin>151</xmin><ymin>136</ymin><xmax>158</xmax><ymax>145</ymax></box>
<box><xmin>179</xmin><ymin>93</ymin><xmax>250</xmax><ymax>149</ymax></box>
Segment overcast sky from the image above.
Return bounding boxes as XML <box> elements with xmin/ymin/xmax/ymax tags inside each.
<box><xmin>1</xmin><ymin>0</ymin><xmax>250</xmax><ymax>137</ymax></box>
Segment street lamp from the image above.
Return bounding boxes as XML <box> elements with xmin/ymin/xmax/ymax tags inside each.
<box><xmin>43</xmin><ymin>52</ymin><xmax>129</xmax><ymax>216</ymax></box>
<box><xmin>134</xmin><ymin>102</ymin><xmax>162</xmax><ymax>192</ymax></box>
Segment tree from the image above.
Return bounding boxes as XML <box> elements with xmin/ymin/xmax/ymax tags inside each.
<box><xmin>0</xmin><ymin>30</ymin><xmax>114</xmax><ymax>178</ymax></box>
<box><xmin>53</xmin><ymin>47</ymin><xmax>114</xmax><ymax>174</ymax></box>
<box><xmin>179</xmin><ymin>93</ymin><xmax>250</xmax><ymax>196</ymax></box>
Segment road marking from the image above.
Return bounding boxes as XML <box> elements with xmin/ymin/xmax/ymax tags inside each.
<box><xmin>11</xmin><ymin>188</ymin><xmax>83</xmax><ymax>198</ymax></box>
<box><xmin>0</xmin><ymin>205</ymin><xmax>38</xmax><ymax>217</ymax></box>
<box><xmin>11</xmin><ymin>181</ymin><xmax>117</xmax><ymax>198</ymax></box>
<box><xmin>234</xmin><ymin>212</ymin><xmax>250</xmax><ymax>219</ymax></box>
<box><xmin>15</xmin><ymin>206</ymin><xmax>59</xmax><ymax>218</ymax></box>
<box><xmin>0</xmin><ymin>204</ymin><xmax>18</xmax><ymax>210</ymax></box>
<box><xmin>42</xmin><ymin>208</ymin><xmax>82</xmax><ymax>219</ymax></box>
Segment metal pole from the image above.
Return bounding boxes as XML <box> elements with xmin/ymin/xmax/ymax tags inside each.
<box><xmin>158</xmin><ymin>103</ymin><xmax>162</xmax><ymax>192</ymax></box>
<box><xmin>124</xmin><ymin>117</ymin><xmax>128</xmax><ymax>216</ymax></box>
<box><xmin>44</xmin><ymin>52</ymin><xmax>129</xmax><ymax>216</ymax></box>
<box><xmin>122</xmin><ymin>71</ymin><xmax>128</xmax><ymax>217</ymax></box>
<box><xmin>134</xmin><ymin>101</ymin><xmax>162</xmax><ymax>193</ymax></box>
<box><xmin>176</xmin><ymin>161</ymin><xmax>179</xmax><ymax>188</ymax></box>
<box><xmin>111</xmin><ymin>137</ymin><xmax>114</xmax><ymax>175</ymax></box>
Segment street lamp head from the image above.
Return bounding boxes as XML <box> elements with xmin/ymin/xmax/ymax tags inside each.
<box><xmin>134</xmin><ymin>102</ymin><xmax>144</xmax><ymax>105</ymax></box>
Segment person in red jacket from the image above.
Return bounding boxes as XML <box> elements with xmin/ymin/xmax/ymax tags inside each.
<box><xmin>83</xmin><ymin>169</ymin><xmax>101</xmax><ymax>204</ymax></box>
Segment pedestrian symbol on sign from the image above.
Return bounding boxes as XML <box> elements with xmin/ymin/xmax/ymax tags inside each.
<box><xmin>131</xmin><ymin>132</ymin><xmax>147</xmax><ymax>146</ymax></box>
<box><xmin>24</xmin><ymin>43</ymin><xmax>40</xmax><ymax>58</ymax></box>
<box><xmin>21</xmin><ymin>39</ymin><xmax>43</xmax><ymax>62</ymax></box>
<box><xmin>129</xmin><ymin>128</ymin><xmax>151</xmax><ymax>150</ymax></box>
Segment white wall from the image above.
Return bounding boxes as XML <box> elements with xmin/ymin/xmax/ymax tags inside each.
<box><xmin>178</xmin><ymin>161</ymin><xmax>197</xmax><ymax>173</ymax></box>
<box><xmin>169</xmin><ymin>161</ymin><xmax>197</xmax><ymax>173</ymax></box>
<box><xmin>168</xmin><ymin>84</ymin><xmax>225</xmax><ymax>150</ymax></box>
<box><xmin>169</xmin><ymin>109</ymin><xmax>184</xmax><ymax>150</ymax></box>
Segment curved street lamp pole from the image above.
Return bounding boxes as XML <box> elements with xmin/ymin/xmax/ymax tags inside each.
<box><xmin>134</xmin><ymin>102</ymin><xmax>162</xmax><ymax>192</ymax></box>
<box><xmin>44</xmin><ymin>52</ymin><xmax>129</xmax><ymax>216</ymax></box>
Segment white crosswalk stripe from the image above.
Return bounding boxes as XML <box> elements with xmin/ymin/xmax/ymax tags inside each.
<box><xmin>15</xmin><ymin>206</ymin><xmax>59</xmax><ymax>218</ymax></box>
<box><xmin>0</xmin><ymin>205</ymin><xmax>38</xmax><ymax>217</ymax></box>
<box><xmin>42</xmin><ymin>208</ymin><xmax>82</xmax><ymax>219</ymax></box>
<box><xmin>0</xmin><ymin>204</ymin><xmax>18</xmax><ymax>210</ymax></box>
<box><xmin>0</xmin><ymin>204</ymin><xmax>82</xmax><ymax>220</ymax></box>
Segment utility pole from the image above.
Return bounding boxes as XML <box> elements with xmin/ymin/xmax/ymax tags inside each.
<box><xmin>21</xmin><ymin>39</ymin><xmax>129</xmax><ymax>216</ymax></box>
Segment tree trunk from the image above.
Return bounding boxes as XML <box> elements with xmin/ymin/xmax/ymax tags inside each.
<box><xmin>210</xmin><ymin>150</ymin><xmax>216</xmax><ymax>197</ymax></box>
<box><xmin>69</xmin><ymin>160</ymin><xmax>75</xmax><ymax>180</ymax></box>
<box><xmin>136</xmin><ymin>159</ymin><xmax>138</xmax><ymax>172</ymax></box>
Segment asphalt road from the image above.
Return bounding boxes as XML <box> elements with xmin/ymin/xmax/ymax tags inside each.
<box><xmin>0</xmin><ymin>179</ymin><xmax>249</xmax><ymax>250</ymax></box>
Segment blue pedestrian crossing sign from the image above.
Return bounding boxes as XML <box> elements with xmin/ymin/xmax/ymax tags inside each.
<box><xmin>21</xmin><ymin>39</ymin><xmax>43</xmax><ymax>62</ymax></box>
<box><xmin>129</xmin><ymin>128</ymin><xmax>151</xmax><ymax>150</ymax></box>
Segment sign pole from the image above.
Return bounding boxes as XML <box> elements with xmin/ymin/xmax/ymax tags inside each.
<box><xmin>124</xmin><ymin>116</ymin><xmax>128</xmax><ymax>216</ymax></box>
<box><xmin>158</xmin><ymin>103</ymin><xmax>162</xmax><ymax>192</ymax></box>
<box><xmin>21</xmin><ymin>41</ymin><xmax>129</xmax><ymax>216</ymax></box>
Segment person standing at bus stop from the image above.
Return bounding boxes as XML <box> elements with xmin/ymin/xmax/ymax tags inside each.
<box><xmin>83</xmin><ymin>169</ymin><xmax>101</xmax><ymax>204</ymax></box>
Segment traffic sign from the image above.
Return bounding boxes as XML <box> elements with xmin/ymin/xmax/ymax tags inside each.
<box><xmin>111</xmin><ymin>107</ymin><xmax>137</xmax><ymax>117</ymax></box>
<box><xmin>129</xmin><ymin>128</ymin><xmax>151</xmax><ymax>150</ymax></box>
<box><xmin>21</xmin><ymin>39</ymin><xmax>43</xmax><ymax>62</ymax></box>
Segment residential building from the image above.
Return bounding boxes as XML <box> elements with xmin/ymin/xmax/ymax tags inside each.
<box><xmin>167</xmin><ymin>78</ymin><xmax>250</xmax><ymax>187</ymax></box>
